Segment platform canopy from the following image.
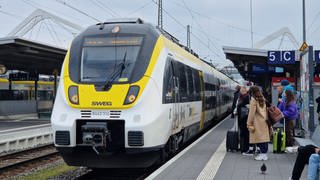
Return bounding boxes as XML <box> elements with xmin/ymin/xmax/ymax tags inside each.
<box><xmin>0</xmin><ymin>37</ymin><xmax>67</xmax><ymax>75</ymax></box>
<box><xmin>223</xmin><ymin>46</ymin><xmax>299</xmax><ymax>88</ymax></box>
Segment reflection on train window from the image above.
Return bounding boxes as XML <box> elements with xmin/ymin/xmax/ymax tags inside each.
<box><xmin>193</xmin><ymin>69</ymin><xmax>201</xmax><ymax>101</ymax></box>
<box><xmin>163</xmin><ymin>58</ymin><xmax>175</xmax><ymax>104</ymax></box>
<box><xmin>177</xmin><ymin>62</ymin><xmax>187</xmax><ymax>102</ymax></box>
<box><xmin>186</xmin><ymin>67</ymin><xmax>195</xmax><ymax>101</ymax></box>
<box><xmin>81</xmin><ymin>36</ymin><xmax>142</xmax><ymax>83</ymax></box>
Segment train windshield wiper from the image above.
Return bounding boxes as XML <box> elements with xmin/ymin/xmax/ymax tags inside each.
<box><xmin>103</xmin><ymin>52</ymin><xmax>127</xmax><ymax>90</ymax></box>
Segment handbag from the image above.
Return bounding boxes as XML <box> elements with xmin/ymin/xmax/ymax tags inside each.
<box><xmin>267</xmin><ymin>105</ymin><xmax>284</xmax><ymax>124</ymax></box>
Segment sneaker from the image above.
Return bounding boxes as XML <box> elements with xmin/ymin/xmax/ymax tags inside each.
<box><xmin>242</xmin><ymin>150</ymin><xmax>255</xmax><ymax>156</ymax></box>
<box><xmin>291</xmin><ymin>146</ymin><xmax>298</xmax><ymax>153</ymax></box>
<box><xmin>254</xmin><ymin>153</ymin><xmax>268</xmax><ymax>161</ymax></box>
<box><xmin>285</xmin><ymin>147</ymin><xmax>295</xmax><ymax>153</ymax></box>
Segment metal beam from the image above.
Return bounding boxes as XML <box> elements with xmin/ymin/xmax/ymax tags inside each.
<box><xmin>8</xmin><ymin>9</ymin><xmax>83</xmax><ymax>37</ymax></box>
<box><xmin>253</xmin><ymin>27</ymin><xmax>299</xmax><ymax>49</ymax></box>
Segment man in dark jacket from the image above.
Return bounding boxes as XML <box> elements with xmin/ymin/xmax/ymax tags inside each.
<box><xmin>231</xmin><ymin>85</ymin><xmax>241</xmax><ymax>118</ymax></box>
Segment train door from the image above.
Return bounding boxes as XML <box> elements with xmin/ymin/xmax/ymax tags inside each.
<box><xmin>163</xmin><ymin>58</ymin><xmax>180</xmax><ymax>134</ymax></box>
<box><xmin>171</xmin><ymin>61</ymin><xmax>180</xmax><ymax>133</ymax></box>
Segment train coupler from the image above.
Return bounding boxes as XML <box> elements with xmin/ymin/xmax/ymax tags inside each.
<box><xmin>81</xmin><ymin>122</ymin><xmax>112</xmax><ymax>154</ymax></box>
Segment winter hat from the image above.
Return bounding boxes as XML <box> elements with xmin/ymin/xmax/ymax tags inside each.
<box><xmin>284</xmin><ymin>85</ymin><xmax>294</xmax><ymax>93</ymax></box>
<box><xmin>281</xmin><ymin>79</ymin><xmax>290</xmax><ymax>86</ymax></box>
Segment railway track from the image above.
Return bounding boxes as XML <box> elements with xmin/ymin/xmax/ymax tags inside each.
<box><xmin>72</xmin><ymin>115</ymin><xmax>228</xmax><ymax>180</ymax></box>
<box><xmin>0</xmin><ymin>144</ymin><xmax>60</xmax><ymax>179</ymax></box>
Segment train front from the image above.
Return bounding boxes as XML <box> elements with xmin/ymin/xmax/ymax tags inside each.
<box><xmin>51</xmin><ymin>20</ymin><xmax>165</xmax><ymax>168</ymax></box>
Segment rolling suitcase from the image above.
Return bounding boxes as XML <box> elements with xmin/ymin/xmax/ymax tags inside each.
<box><xmin>273</xmin><ymin>119</ymin><xmax>286</xmax><ymax>153</ymax></box>
<box><xmin>226</xmin><ymin>117</ymin><xmax>239</xmax><ymax>151</ymax></box>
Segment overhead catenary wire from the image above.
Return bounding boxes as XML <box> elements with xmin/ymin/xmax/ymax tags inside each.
<box><xmin>307</xmin><ymin>10</ymin><xmax>320</xmax><ymax>34</ymax></box>
<box><xmin>181</xmin><ymin>0</ymin><xmax>223</xmax><ymax>56</ymax></box>
<box><xmin>151</xmin><ymin>0</ymin><xmax>223</xmax><ymax>61</ymax></box>
<box><xmin>55</xmin><ymin>0</ymin><xmax>102</xmax><ymax>22</ymax></box>
<box><xmin>95</xmin><ymin>0</ymin><xmax>121</xmax><ymax>17</ymax></box>
<box><xmin>22</xmin><ymin>0</ymin><xmax>88</xmax><ymax>24</ymax></box>
<box><xmin>90</xmin><ymin>0</ymin><xmax>117</xmax><ymax>18</ymax></box>
<box><xmin>0</xmin><ymin>9</ymin><xmax>23</xmax><ymax>19</ymax></box>
<box><xmin>126</xmin><ymin>1</ymin><xmax>152</xmax><ymax>16</ymax></box>
<box><xmin>169</xmin><ymin>1</ymin><xmax>266</xmax><ymax>37</ymax></box>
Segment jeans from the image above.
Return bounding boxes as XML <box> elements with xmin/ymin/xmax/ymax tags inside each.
<box><xmin>292</xmin><ymin>145</ymin><xmax>317</xmax><ymax>180</ymax></box>
<box><xmin>308</xmin><ymin>154</ymin><xmax>320</xmax><ymax>180</ymax></box>
<box><xmin>256</xmin><ymin>142</ymin><xmax>268</xmax><ymax>153</ymax></box>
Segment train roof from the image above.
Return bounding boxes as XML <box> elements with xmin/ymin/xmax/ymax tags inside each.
<box><xmin>83</xmin><ymin>18</ymin><xmax>238</xmax><ymax>84</ymax></box>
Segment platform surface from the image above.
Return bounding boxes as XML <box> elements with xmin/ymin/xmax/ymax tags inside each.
<box><xmin>0</xmin><ymin>119</ymin><xmax>50</xmax><ymax>131</ymax></box>
<box><xmin>147</xmin><ymin>117</ymin><xmax>308</xmax><ymax>180</ymax></box>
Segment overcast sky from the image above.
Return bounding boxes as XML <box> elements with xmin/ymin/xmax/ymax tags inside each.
<box><xmin>0</xmin><ymin>0</ymin><xmax>319</xmax><ymax>66</ymax></box>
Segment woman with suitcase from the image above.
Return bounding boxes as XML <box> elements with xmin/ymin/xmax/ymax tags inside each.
<box><xmin>278</xmin><ymin>89</ymin><xmax>298</xmax><ymax>151</ymax></box>
<box><xmin>236</xmin><ymin>86</ymin><xmax>251</xmax><ymax>154</ymax></box>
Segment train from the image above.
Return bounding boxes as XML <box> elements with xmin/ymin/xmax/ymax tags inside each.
<box><xmin>51</xmin><ymin>18</ymin><xmax>238</xmax><ymax>168</ymax></box>
<box><xmin>0</xmin><ymin>78</ymin><xmax>55</xmax><ymax>100</ymax></box>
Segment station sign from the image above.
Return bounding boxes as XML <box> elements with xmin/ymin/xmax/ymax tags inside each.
<box><xmin>299</xmin><ymin>42</ymin><xmax>308</xmax><ymax>52</ymax></box>
<box><xmin>268</xmin><ymin>51</ymin><xmax>295</xmax><ymax>64</ymax></box>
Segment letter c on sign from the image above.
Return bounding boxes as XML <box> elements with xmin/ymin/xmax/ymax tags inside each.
<box><xmin>283</xmin><ymin>51</ymin><xmax>291</xmax><ymax>61</ymax></box>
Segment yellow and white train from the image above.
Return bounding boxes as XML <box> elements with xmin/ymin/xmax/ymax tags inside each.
<box><xmin>51</xmin><ymin>19</ymin><xmax>238</xmax><ymax>168</ymax></box>
<box><xmin>0</xmin><ymin>78</ymin><xmax>54</xmax><ymax>100</ymax></box>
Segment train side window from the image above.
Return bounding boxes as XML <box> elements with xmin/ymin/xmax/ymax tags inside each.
<box><xmin>176</xmin><ymin>62</ymin><xmax>187</xmax><ymax>102</ymax></box>
<box><xmin>162</xmin><ymin>58</ymin><xmax>174</xmax><ymax>104</ymax></box>
<box><xmin>193</xmin><ymin>69</ymin><xmax>201</xmax><ymax>101</ymax></box>
<box><xmin>186</xmin><ymin>67</ymin><xmax>195</xmax><ymax>101</ymax></box>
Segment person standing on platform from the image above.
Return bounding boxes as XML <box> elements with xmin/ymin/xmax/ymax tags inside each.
<box><xmin>246</xmin><ymin>86</ymin><xmax>270</xmax><ymax>161</ymax></box>
<box><xmin>231</xmin><ymin>85</ymin><xmax>241</xmax><ymax>118</ymax></box>
<box><xmin>236</xmin><ymin>86</ymin><xmax>250</xmax><ymax>154</ymax></box>
<box><xmin>278</xmin><ymin>90</ymin><xmax>298</xmax><ymax>151</ymax></box>
<box><xmin>280</xmin><ymin>79</ymin><xmax>294</xmax><ymax>102</ymax></box>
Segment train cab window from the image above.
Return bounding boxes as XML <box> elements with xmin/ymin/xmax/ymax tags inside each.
<box><xmin>81</xmin><ymin>36</ymin><xmax>143</xmax><ymax>83</ymax></box>
<box><xmin>162</xmin><ymin>59</ymin><xmax>175</xmax><ymax>104</ymax></box>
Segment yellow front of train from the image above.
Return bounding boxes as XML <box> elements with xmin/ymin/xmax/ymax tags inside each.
<box><xmin>51</xmin><ymin>19</ymin><xmax>166</xmax><ymax>168</ymax></box>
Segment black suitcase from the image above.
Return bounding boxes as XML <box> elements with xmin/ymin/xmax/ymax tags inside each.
<box><xmin>226</xmin><ymin>130</ymin><xmax>239</xmax><ymax>151</ymax></box>
<box><xmin>226</xmin><ymin>117</ymin><xmax>239</xmax><ymax>151</ymax></box>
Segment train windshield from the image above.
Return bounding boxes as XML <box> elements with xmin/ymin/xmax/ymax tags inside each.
<box><xmin>80</xmin><ymin>36</ymin><xmax>143</xmax><ymax>83</ymax></box>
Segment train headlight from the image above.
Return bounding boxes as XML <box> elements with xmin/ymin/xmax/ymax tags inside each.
<box><xmin>124</xmin><ymin>85</ymin><xmax>140</xmax><ymax>105</ymax></box>
<box><xmin>68</xmin><ymin>85</ymin><xmax>79</xmax><ymax>104</ymax></box>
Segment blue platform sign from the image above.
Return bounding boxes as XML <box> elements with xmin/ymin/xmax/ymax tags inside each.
<box><xmin>281</xmin><ymin>51</ymin><xmax>295</xmax><ymax>64</ymax></box>
<box><xmin>315</xmin><ymin>50</ymin><xmax>320</xmax><ymax>64</ymax></box>
<box><xmin>268</xmin><ymin>51</ymin><xmax>281</xmax><ymax>64</ymax></box>
<box><xmin>268</xmin><ymin>50</ymin><xmax>295</xmax><ymax>64</ymax></box>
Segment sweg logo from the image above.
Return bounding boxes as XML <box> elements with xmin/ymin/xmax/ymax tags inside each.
<box><xmin>91</xmin><ymin>101</ymin><xmax>112</xmax><ymax>106</ymax></box>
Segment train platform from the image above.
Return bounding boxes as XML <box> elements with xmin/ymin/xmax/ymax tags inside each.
<box><xmin>0</xmin><ymin>119</ymin><xmax>50</xmax><ymax>131</ymax></box>
<box><xmin>146</xmin><ymin>116</ymin><xmax>307</xmax><ymax>180</ymax></box>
